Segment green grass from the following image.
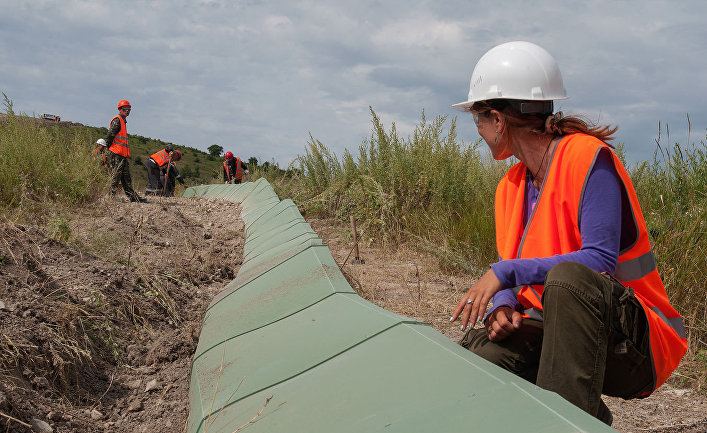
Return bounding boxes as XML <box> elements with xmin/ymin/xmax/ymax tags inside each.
<box><xmin>268</xmin><ymin>108</ymin><xmax>511</xmax><ymax>275</ymax></box>
<box><xmin>0</xmin><ymin>94</ymin><xmax>107</xmax><ymax>223</ymax></box>
<box><xmin>629</xmin><ymin>126</ymin><xmax>707</xmax><ymax>382</ymax></box>
<box><xmin>83</xmin><ymin>125</ymin><xmax>225</xmax><ymax>189</ymax></box>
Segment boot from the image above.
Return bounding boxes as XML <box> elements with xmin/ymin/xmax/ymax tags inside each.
<box><xmin>597</xmin><ymin>399</ymin><xmax>613</xmax><ymax>426</ymax></box>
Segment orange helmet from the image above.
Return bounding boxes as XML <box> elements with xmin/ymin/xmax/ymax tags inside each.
<box><xmin>172</xmin><ymin>150</ymin><xmax>182</xmax><ymax>161</ymax></box>
<box><xmin>117</xmin><ymin>99</ymin><xmax>132</xmax><ymax>109</ymax></box>
<box><xmin>224</xmin><ymin>151</ymin><xmax>233</xmax><ymax>160</ymax></box>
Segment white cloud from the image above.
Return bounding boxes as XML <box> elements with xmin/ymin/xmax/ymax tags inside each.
<box><xmin>0</xmin><ymin>0</ymin><xmax>704</xmax><ymax>166</ymax></box>
<box><xmin>371</xmin><ymin>16</ymin><xmax>465</xmax><ymax>51</ymax></box>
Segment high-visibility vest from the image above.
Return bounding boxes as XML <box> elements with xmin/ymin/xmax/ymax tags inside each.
<box><xmin>223</xmin><ymin>157</ymin><xmax>243</xmax><ymax>181</ymax></box>
<box><xmin>107</xmin><ymin>115</ymin><xmax>129</xmax><ymax>157</ymax></box>
<box><xmin>150</xmin><ymin>149</ymin><xmax>170</xmax><ymax>167</ymax></box>
<box><xmin>495</xmin><ymin>133</ymin><xmax>687</xmax><ymax>394</ymax></box>
<box><xmin>92</xmin><ymin>148</ymin><xmax>107</xmax><ymax>167</ymax></box>
<box><xmin>233</xmin><ymin>157</ymin><xmax>243</xmax><ymax>180</ymax></box>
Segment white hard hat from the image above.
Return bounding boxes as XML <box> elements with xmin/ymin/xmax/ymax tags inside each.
<box><xmin>96</xmin><ymin>138</ymin><xmax>107</xmax><ymax>147</ymax></box>
<box><xmin>453</xmin><ymin>41</ymin><xmax>567</xmax><ymax>110</ymax></box>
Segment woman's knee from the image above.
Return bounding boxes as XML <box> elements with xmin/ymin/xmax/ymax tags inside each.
<box><xmin>546</xmin><ymin>262</ymin><xmax>593</xmax><ymax>284</ymax></box>
<box><xmin>544</xmin><ymin>262</ymin><xmax>606</xmax><ymax>305</ymax></box>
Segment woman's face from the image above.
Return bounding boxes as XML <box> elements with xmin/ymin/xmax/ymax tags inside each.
<box><xmin>476</xmin><ymin>110</ymin><xmax>513</xmax><ymax>160</ymax></box>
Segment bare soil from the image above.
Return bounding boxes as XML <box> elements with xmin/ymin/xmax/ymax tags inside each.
<box><xmin>0</xmin><ymin>198</ymin><xmax>704</xmax><ymax>432</ymax></box>
<box><xmin>0</xmin><ymin>196</ymin><xmax>244</xmax><ymax>432</ymax></box>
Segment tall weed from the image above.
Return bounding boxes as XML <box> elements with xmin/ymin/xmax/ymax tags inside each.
<box><xmin>278</xmin><ymin>108</ymin><xmax>511</xmax><ymax>274</ymax></box>
<box><xmin>0</xmin><ymin>94</ymin><xmax>107</xmax><ymax>223</ymax></box>
<box><xmin>629</xmin><ymin>121</ymin><xmax>707</xmax><ymax>356</ymax></box>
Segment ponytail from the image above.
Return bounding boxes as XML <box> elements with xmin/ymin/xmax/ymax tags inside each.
<box><xmin>472</xmin><ymin>99</ymin><xmax>618</xmax><ymax>146</ymax></box>
<box><xmin>552</xmin><ymin>113</ymin><xmax>618</xmax><ymax>145</ymax></box>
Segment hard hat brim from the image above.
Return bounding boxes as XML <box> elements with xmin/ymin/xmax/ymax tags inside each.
<box><xmin>451</xmin><ymin>101</ymin><xmax>474</xmax><ymax>111</ymax></box>
<box><xmin>452</xmin><ymin>96</ymin><xmax>568</xmax><ymax>112</ymax></box>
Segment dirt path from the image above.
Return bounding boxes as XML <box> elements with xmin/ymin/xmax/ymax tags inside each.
<box><xmin>0</xmin><ymin>199</ymin><xmax>703</xmax><ymax>432</ymax></box>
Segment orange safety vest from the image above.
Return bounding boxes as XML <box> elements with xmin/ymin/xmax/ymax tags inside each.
<box><xmin>223</xmin><ymin>157</ymin><xmax>243</xmax><ymax>181</ymax></box>
<box><xmin>495</xmin><ymin>133</ymin><xmax>686</xmax><ymax>394</ymax></box>
<box><xmin>107</xmin><ymin>115</ymin><xmax>129</xmax><ymax>157</ymax></box>
<box><xmin>93</xmin><ymin>148</ymin><xmax>107</xmax><ymax>167</ymax></box>
<box><xmin>150</xmin><ymin>149</ymin><xmax>170</xmax><ymax>167</ymax></box>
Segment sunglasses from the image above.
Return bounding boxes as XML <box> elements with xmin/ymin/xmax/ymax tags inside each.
<box><xmin>472</xmin><ymin>109</ymin><xmax>490</xmax><ymax>126</ymax></box>
<box><xmin>121</xmin><ymin>108</ymin><xmax>131</xmax><ymax>112</ymax></box>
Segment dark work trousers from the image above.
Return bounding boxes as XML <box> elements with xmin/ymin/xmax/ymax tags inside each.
<box><xmin>108</xmin><ymin>151</ymin><xmax>140</xmax><ymax>201</ymax></box>
<box><xmin>459</xmin><ymin>261</ymin><xmax>653</xmax><ymax>423</ymax></box>
<box><xmin>145</xmin><ymin>159</ymin><xmax>164</xmax><ymax>195</ymax></box>
<box><xmin>163</xmin><ymin>170</ymin><xmax>178</xmax><ymax>197</ymax></box>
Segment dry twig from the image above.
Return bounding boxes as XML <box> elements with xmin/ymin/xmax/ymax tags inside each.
<box><xmin>0</xmin><ymin>410</ymin><xmax>31</xmax><ymax>428</ymax></box>
<box><xmin>203</xmin><ymin>345</ymin><xmax>226</xmax><ymax>433</ymax></box>
<box><xmin>231</xmin><ymin>395</ymin><xmax>273</xmax><ymax>433</ymax></box>
<box><xmin>91</xmin><ymin>373</ymin><xmax>115</xmax><ymax>411</ymax></box>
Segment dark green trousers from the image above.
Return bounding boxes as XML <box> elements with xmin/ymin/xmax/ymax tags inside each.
<box><xmin>460</xmin><ymin>262</ymin><xmax>653</xmax><ymax>422</ymax></box>
<box><xmin>108</xmin><ymin>151</ymin><xmax>140</xmax><ymax>201</ymax></box>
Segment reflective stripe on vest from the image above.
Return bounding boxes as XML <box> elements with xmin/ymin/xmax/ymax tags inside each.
<box><xmin>649</xmin><ymin>306</ymin><xmax>686</xmax><ymax>339</ymax></box>
<box><xmin>150</xmin><ymin>149</ymin><xmax>170</xmax><ymax>167</ymax></box>
<box><xmin>224</xmin><ymin>158</ymin><xmax>243</xmax><ymax>180</ymax></box>
<box><xmin>615</xmin><ymin>250</ymin><xmax>657</xmax><ymax>282</ymax></box>
<box><xmin>108</xmin><ymin>115</ymin><xmax>129</xmax><ymax>157</ymax></box>
<box><xmin>233</xmin><ymin>157</ymin><xmax>243</xmax><ymax>180</ymax></box>
<box><xmin>495</xmin><ymin>133</ymin><xmax>687</xmax><ymax>392</ymax></box>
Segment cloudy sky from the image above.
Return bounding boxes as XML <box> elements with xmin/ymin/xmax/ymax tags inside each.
<box><xmin>1</xmin><ymin>0</ymin><xmax>705</xmax><ymax>166</ymax></box>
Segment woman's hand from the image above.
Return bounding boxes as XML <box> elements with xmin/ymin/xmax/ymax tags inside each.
<box><xmin>485</xmin><ymin>306</ymin><xmax>523</xmax><ymax>342</ymax></box>
<box><xmin>450</xmin><ymin>269</ymin><xmax>503</xmax><ymax>331</ymax></box>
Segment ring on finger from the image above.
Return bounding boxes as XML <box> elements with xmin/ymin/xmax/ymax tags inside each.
<box><xmin>465</xmin><ymin>299</ymin><xmax>473</xmax><ymax>305</ymax></box>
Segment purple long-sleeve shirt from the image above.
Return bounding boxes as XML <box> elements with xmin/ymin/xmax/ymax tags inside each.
<box><xmin>486</xmin><ymin>147</ymin><xmax>622</xmax><ymax>319</ymax></box>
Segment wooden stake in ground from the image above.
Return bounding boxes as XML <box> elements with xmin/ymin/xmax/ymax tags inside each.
<box><xmin>350</xmin><ymin>215</ymin><xmax>364</xmax><ymax>264</ymax></box>
<box><xmin>162</xmin><ymin>154</ymin><xmax>173</xmax><ymax>196</ymax></box>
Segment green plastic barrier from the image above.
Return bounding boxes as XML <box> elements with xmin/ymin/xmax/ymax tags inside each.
<box><xmin>184</xmin><ymin>180</ymin><xmax>617</xmax><ymax>433</ymax></box>
<box><xmin>244</xmin><ymin>223</ymin><xmax>319</xmax><ymax>260</ymax></box>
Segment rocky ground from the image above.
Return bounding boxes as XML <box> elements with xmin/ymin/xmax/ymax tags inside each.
<box><xmin>0</xmin><ymin>197</ymin><xmax>704</xmax><ymax>432</ymax></box>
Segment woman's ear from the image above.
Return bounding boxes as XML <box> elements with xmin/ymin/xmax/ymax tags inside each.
<box><xmin>490</xmin><ymin>109</ymin><xmax>504</xmax><ymax>133</ymax></box>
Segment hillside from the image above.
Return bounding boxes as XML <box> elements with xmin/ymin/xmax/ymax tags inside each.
<box><xmin>0</xmin><ymin>112</ymin><xmax>232</xmax><ymax>189</ymax></box>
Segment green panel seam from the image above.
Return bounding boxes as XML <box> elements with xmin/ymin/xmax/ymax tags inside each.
<box><xmin>195</xmin><ymin>291</ymin><xmax>336</xmax><ymax>363</ymax></box>
<box><xmin>243</xmin><ymin>232</ymin><xmax>319</xmax><ymax>262</ymax></box>
<box><xmin>244</xmin><ymin>202</ymin><xmax>298</xmax><ymax>232</ymax></box>
<box><xmin>241</xmin><ymin>200</ymin><xmax>279</xmax><ymax>220</ymax></box>
<box><xmin>244</xmin><ymin>220</ymin><xmax>312</xmax><ymax>245</ymax></box>
<box><xmin>203</xmin><ymin>243</ymin><xmax>338</xmax><ymax>315</ymax></box>
<box><xmin>510</xmin><ymin>382</ymin><xmax>584</xmax><ymax>431</ymax></box>
<box><xmin>192</xmin><ymin>318</ymin><xmax>422</xmax><ymax>433</ymax></box>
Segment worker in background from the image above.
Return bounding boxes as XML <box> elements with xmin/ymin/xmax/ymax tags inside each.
<box><xmin>449</xmin><ymin>41</ymin><xmax>686</xmax><ymax>426</ymax></box>
<box><xmin>105</xmin><ymin>100</ymin><xmax>147</xmax><ymax>203</ymax></box>
<box><xmin>145</xmin><ymin>145</ymin><xmax>179</xmax><ymax>195</ymax></box>
<box><xmin>223</xmin><ymin>151</ymin><xmax>247</xmax><ymax>184</ymax></box>
<box><xmin>163</xmin><ymin>159</ymin><xmax>185</xmax><ymax>197</ymax></box>
<box><xmin>93</xmin><ymin>138</ymin><xmax>108</xmax><ymax>168</ymax></box>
